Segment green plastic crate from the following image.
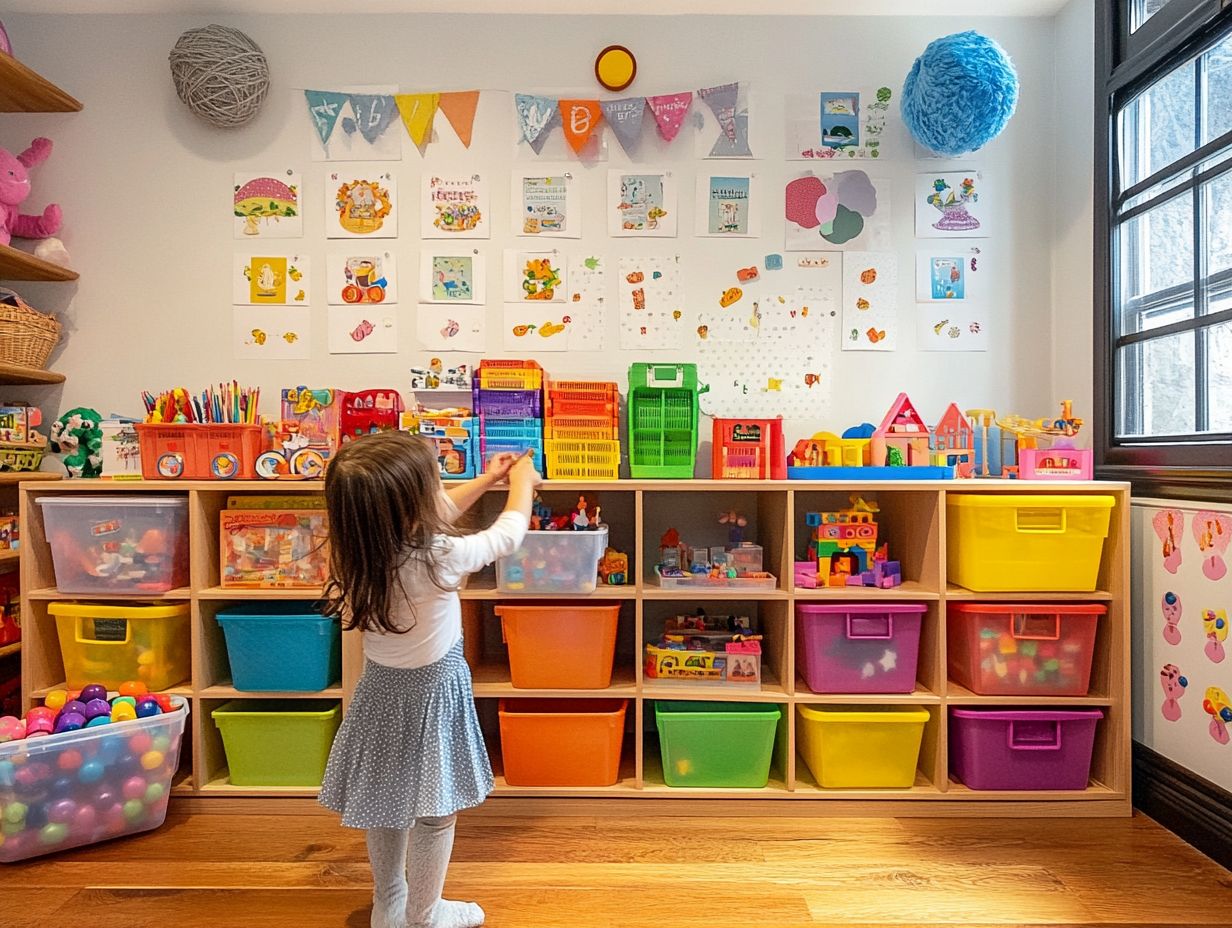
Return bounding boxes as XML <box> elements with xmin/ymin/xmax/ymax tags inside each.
<box><xmin>654</xmin><ymin>701</ymin><xmax>780</xmax><ymax>788</ymax></box>
<box><xmin>627</xmin><ymin>363</ymin><xmax>706</xmax><ymax>478</ymax></box>
<box><xmin>212</xmin><ymin>699</ymin><xmax>341</xmax><ymax>786</ymax></box>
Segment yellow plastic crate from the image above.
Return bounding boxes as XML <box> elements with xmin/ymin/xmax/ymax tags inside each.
<box><xmin>545</xmin><ymin>439</ymin><xmax>620</xmax><ymax>480</ymax></box>
<box><xmin>947</xmin><ymin>494</ymin><xmax>1115</xmax><ymax>592</ymax></box>
<box><xmin>477</xmin><ymin>360</ymin><xmax>543</xmax><ymax>390</ymax></box>
<box><xmin>50</xmin><ymin>601</ymin><xmax>191</xmax><ymax>690</ymax></box>
<box><xmin>796</xmin><ymin>705</ymin><xmax>929</xmax><ymax>788</ymax></box>
<box><xmin>545</xmin><ymin>417</ymin><xmax>619</xmax><ymax>440</ymax></box>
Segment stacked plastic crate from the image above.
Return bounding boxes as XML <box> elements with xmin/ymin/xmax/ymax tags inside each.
<box><xmin>472</xmin><ymin>360</ymin><xmax>545</xmax><ymax>474</ymax></box>
<box><xmin>544</xmin><ymin>380</ymin><xmax>621</xmax><ymax>480</ymax></box>
<box><xmin>627</xmin><ymin>363</ymin><xmax>705</xmax><ymax>478</ymax></box>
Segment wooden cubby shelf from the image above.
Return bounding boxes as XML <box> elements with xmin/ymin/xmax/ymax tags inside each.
<box><xmin>0</xmin><ymin>52</ymin><xmax>81</xmax><ymax>112</ymax></box>
<box><xmin>0</xmin><ymin>360</ymin><xmax>67</xmax><ymax>386</ymax></box>
<box><xmin>0</xmin><ymin>242</ymin><xmax>78</xmax><ymax>282</ymax></box>
<box><xmin>19</xmin><ymin>478</ymin><xmax>1131</xmax><ymax>815</ymax></box>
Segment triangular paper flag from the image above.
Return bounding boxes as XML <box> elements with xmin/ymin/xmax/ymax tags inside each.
<box><xmin>646</xmin><ymin>92</ymin><xmax>693</xmax><ymax>142</ymax></box>
<box><xmin>438</xmin><ymin>90</ymin><xmax>480</xmax><ymax>148</ymax></box>
<box><xmin>600</xmin><ymin>97</ymin><xmax>646</xmax><ymax>154</ymax></box>
<box><xmin>558</xmin><ymin>99</ymin><xmax>603</xmax><ymax>155</ymax></box>
<box><xmin>698</xmin><ymin>83</ymin><xmax>740</xmax><ymax>142</ymax></box>
<box><xmin>528</xmin><ymin>107</ymin><xmax>560</xmax><ymax>154</ymax></box>
<box><xmin>305</xmin><ymin>90</ymin><xmax>349</xmax><ymax>148</ymax></box>
<box><xmin>395</xmin><ymin>93</ymin><xmax>440</xmax><ymax>146</ymax></box>
<box><xmin>348</xmin><ymin>93</ymin><xmax>400</xmax><ymax>145</ymax></box>
<box><xmin>709</xmin><ymin>112</ymin><xmax>752</xmax><ymax>157</ymax></box>
<box><xmin>515</xmin><ymin>93</ymin><xmax>559</xmax><ymax>147</ymax></box>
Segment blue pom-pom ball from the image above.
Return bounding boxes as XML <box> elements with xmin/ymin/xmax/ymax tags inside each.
<box><xmin>901</xmin><ymin>31</ymin><xmax>1019</xmax><ymax>157</ymax></box>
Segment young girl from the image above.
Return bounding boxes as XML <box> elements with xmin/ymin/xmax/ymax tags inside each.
<box><xmin>318</xmin><ymin>431</ymin><xmax>539</xmax><ymax>928</ymax></box>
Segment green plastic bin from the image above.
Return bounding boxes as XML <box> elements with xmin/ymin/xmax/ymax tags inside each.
<box><xmin>654</xmin><ymin>701</ymin><xmax>780</xmax><ymax>788</ymax></box>
<box><xmin>212</xmin><ymin>699</ymin><xmax>341</xmax><ymax>786</ymax></box>
<box><xmin>628</xmin><ymin>363</ymin><xmax>706</xmax><ymax>478</ymax></box>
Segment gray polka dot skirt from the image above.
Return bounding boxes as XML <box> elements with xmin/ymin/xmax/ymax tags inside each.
<box><xmin>319</xmin><ymin>641</ymin><xmax>493</xmax><ymax>829</ymax></box>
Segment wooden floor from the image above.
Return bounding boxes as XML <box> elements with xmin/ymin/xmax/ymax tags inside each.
<box><xmin>3</xmin><ymin>800</ymin><xmax>1230</xmax><ymax>927</ymax></box>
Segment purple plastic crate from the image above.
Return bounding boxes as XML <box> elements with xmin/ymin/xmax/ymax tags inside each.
<box><xmin>472</xmin><ymin>386</ymin><xmax>542</xmax><ymax>418</ymax></box>
<box><xmin>949</xmin><ymin>708</ymin><xmax>1103</xmax><ymax>791</ymax></box>
<box><xmin>795</xmin><ymin>603</ymin><xmax>925</xmax><ymax>694</ymax></box>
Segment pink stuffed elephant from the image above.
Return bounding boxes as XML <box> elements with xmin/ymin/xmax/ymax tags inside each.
<box><xmin>0</xmin><ymin>137</ymin><xmax>62</xmax><ymax>247</ymax></box>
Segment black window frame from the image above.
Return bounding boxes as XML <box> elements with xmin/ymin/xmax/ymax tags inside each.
<box><xmin>1095</xmin><ymin>0</ymin><xmax>1232</xmax><ymax>496</ymax></box>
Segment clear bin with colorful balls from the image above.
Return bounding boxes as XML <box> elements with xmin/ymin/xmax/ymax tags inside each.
<box><xmin>495</xmin><ymin>526</ymin><xmax>609</xmax><ymax>594</ymax></box>
<box><xmin>0</xmin><ymin>684</ymin><xmax>187</xmax><ymax>863</ymax></box>
<box><xmin>50</xmin><ymin>602</ymin><xmax>191</xmax><ymax>691</ymax></box>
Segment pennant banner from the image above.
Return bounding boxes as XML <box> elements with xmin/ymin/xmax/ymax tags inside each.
<box><xmin>395</xmin><ymin>92</ymin><xmax>440</xmax><ymax>146</ymax></box>
<box><xmin>349</xmin><ymin>93</ymin><xmax>400</xmax><ymax>145</ymax></box>
<box><xmin>515</xmin><ymin>93</ymin><xmax>559</xmax><ymax>147</ymax></box>
<box><xmin>558</xmin><ymin>99</ymin><xmax>602</xmax><ymax>155</ymax></box>
<box><xmin>698</xmin><ymin>82</ymin><xmax>739</xmax><ymax>142</ymax></box>
<box><xmin>305</xmin><ymin>90</ymin><xmax>349</xmax><ymax>148</ymax></box>
<box><xmin>600</xmin><ymin>96</ymin><xmax>646</xmax><ymax>154</ymax></box>
<box><xmin>646</xmin><ymin>92</ymin><xmax>693</xmax><ymax>142</ymax></box>
<box><xmin>438</xmin><ymin>90</ymin><xmax>480</xmax><ymax>148</ymax></box>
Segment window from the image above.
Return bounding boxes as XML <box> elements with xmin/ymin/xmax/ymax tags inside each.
<box><xmin>1098</xmin><ymin>1</ymin><xmax>1232</xmax><ymax>477</ymax></box>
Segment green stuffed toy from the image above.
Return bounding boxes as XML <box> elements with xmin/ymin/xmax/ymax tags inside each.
<box><xmin>50</xmin><ymin>407</ymin><xmax>103</xmax><ymax>478</ymax></box>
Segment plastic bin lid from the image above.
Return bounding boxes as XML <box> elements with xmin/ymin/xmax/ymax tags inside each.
<box><xmin>950</xmin><ymin>708</ymin><xmax>1104</xmax><ymax>721</ymax></box>
<box><xmin>212</xmin><ymin>699</ymin><xmax>340</xmax><ymax>718</ymax></box>
<box><xmin>947</xmin><ymin>495</ymin><xmax>1114</xmax><ymax>509</ymax></box>
<box><xmin>798</xmin><ymin>704</ymin><xmax>930</xmax><ymax>723</ymax></box>
<box><xmin>37</xmin><ymin>496</ymin><xmax>188</xmax><ymax>507</ymax></box>
<box><xmin>796</xmin><ymin>603</ymin><xmax>927</xmax><ymax>615</ymax></box>
<box><xmin>949</xmin><ymin>603</ymin><xmax>1106</xmax><ymax>615</ymax></box>
<box><xmin>217</xmin><ymin>602</ymin><xmax>330</xmax><ymax>618</ymax></box>
<box><xmin>48</xmin><ymin>601</ymin><xmax>189</xmax><ymax>619</ymax></box>
<box><xmin>654</xmin><ymin>701</ymin><xmax>781</xmax><ymax>718</ymax></box>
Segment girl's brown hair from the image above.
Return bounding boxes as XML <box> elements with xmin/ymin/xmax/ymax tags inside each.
<box><xmin>321</xmin><ymin>430</ymin><xmax>461</xmax><ymax>634</ymax></box>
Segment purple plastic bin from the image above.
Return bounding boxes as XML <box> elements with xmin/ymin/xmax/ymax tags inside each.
<box><xmin>949</xmin><ymin>708</ymin><xmax>1103</xmax><ymax>791</ymax></box>
<box><xmin>795</xmin><ymin>603</ymin><xmax>925</xmax><ymax>694</ymax></box>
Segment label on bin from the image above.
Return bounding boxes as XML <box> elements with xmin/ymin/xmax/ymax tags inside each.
<box><xmin>92</xmin><ymin>618</ymin><xmax>128</xmax><ymax>641</ymax></box>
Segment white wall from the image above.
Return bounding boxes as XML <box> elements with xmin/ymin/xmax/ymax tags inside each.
<box><xmin>2</xmin><ymin>11</ymin><xmax>1060</xmax><ymax>444</ymax></box>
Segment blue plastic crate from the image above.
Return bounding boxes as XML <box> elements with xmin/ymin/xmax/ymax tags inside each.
<box><xmin>216</xmin><ymin>604</ymin><xmax>341</xmax><ymax>692</ymax></box>
<box><xmin>481</xmin><ymin>437</ymin><xmax>544</xmax><ymax>474</ymax></box>
<box><xmin>479</xmin><ymin>416</ymin><xmax>543</xmax><ymax>442</ymax></box>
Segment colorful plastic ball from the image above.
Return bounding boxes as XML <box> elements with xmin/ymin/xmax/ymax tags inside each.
<box><xmin>25</xmin><ymin>706</ymin><xmax>55</xmax><ymax>726</ymax></box>
<box><xmin>38</xmin><ymin>822</ymin><xmax>69</xmax><ymax>845</ymax></box>
<box><xmin>152</xmin><ymin>734</ymin><xmax>171</xmax><ymax>753</ymax></box>
<box><xmin>1</xmin><ymin>819</ymin><xmax>23</xmax><ymax>837</ymax></box>
<box><xmin>83</xmin><ymin>698</ymin><xmax>112</xmax><ymax>720</ymax></box>
<box><xmin>24</xmin><ymin>731</ymin><xmax>50</xmax><ymax>740</ymax></box>
<box><xmin>111</xmin><ymin>703</ymin><xmax>137</xmax><ymax>723</ymax></box>
<box><xmin>3</xmin><ymin>802</ymin><xmax>27</xmax><ymax>824</ymax></box>
<box><xmin>50</xmin><ymin>776</ymin><xmax>75</xmax><ymax>797</ymax></box>
<box><xmin>53</xmin><ymin>711</ymin><xmax>87</xmax><ymax>734</ymax></box>
<box><xmin>122</xmin><ymin>776</ymin><xmax>147</xmax><ymax>801</ymax></box>
<box><xmin>97</xmin><ymin>737</ymin><xmax>123</xmax><ymax>764</ymax></box>
<box><xmin>0</xmin><ymin>760</ymin><xmax>14</xmax><ymax>787</ymax></box>
<box><xmin>134</xmin><ymin>699</ymin><xmax>161</xmax><ymax>719</ymax></box>
<box><xmin>78</xmin><ymin>760</ymin><xmax>105</xmax><ymax>784</ymax></box>
<box><xmin>151</xmin><ymin>694</ymin><xmax>175</xmax><ymax>714</ymax></box>
<box><xmin>128</xmin><ymin>732</ymin><xmax>152</xmax><ymax>755</ymax></box>
<box><xmin>47</xmin><ymin>799</ymin><xmax>77</xmax><ymax>824</ymax></box>
<box><xmin>56</xmin><ymin>750</ymin><xmax>83</xmax><ymax>772</ymax></box>
<box><xmin>15</xmin><ymin>763</ymin><xmax>49</xmax><ymax>791</ymax></box>
<box><xmin>79</xmin><ymin>684</ymin><xmax>107</xmax><ymax>703</ymax></box>
<box><xmin>86</xmin><ymin>717</ymin><xmax>111</xmax><ymax>729</ymax></box>
<box><xmin>140</xmin><ymin>751</ymin><xmax>164</xmax><ymax>771</ymax></box>
<box><xmin>91</xmin><ymin>786</ymin><xmax>117</xmax><ymax>808</ymax></box>
<box><xmin>101</xmin><ymin>802</ymin><xmax>126</xmax><ymax>831</ymax></box>
<box><xmin>0</xmin><ymin>716</ymin><xmax>24</xmax><ymax>743</ymax></box>
<box><xmin>118</xmin><ymin>681</ymin><xmax>149</xmax><ymax>699</ymax></box>
<box><xmin>72</xmin><ymin>804</ymin><xmax>97</xmax><ymax>835</ymax></box>
<box><xmin>122</xmin><ymin>799</ymin><xmax>144</xmax><ymax>823</ymax></box>
<box><xmin>44</xmin><ymin>690</ymin><xmax>69</xmax><ymax>711</ymax></box>
<box><xmin>61</xmin><ymin>700</ymin><xmax>88</xmax><ymax>718</ymax></box>
<box><xmin>110</xmin><ymin>696</ymin><xmax>137</xmax><ymax>710</ymax></box>
<box><xmin>144</xmin><ymin>782</ymin><xmax>165</xmax><ymax>804</ymax></box>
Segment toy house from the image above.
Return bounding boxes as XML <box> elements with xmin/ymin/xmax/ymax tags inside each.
<box><xmin>800</xmin><ymin>496</ymin><xmax>903</xmax><ymax>589</ymax></box>
<box><xmin>931</xmin><ymin>403</ymin><xmax>975</xmax><ymax>477</ymax></box>
<box><xmin>871</xmin><ymin>393</ymin><xmax>932</xmax><ymax>467</ymax></box>
<box><xmin>339</xmin><ymin>389</ymin><xmax>404</xmax><ymax>443</ymax></box>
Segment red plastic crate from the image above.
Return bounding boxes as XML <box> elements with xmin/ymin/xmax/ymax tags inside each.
<box><xmin>711</xmin><ymin>418</ymin><xmax>786</xmax><ymax>480</ymax></box>
<box><xmin>136</xmin><ymin>424</ymin><xmax>262</xmax><ymax>480</ymax></box>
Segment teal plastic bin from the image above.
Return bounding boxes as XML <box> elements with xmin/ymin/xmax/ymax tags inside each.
<box><xmin>216</xmin><ymin>604</ymin><xmax>341</xmax><ymax>692</ymax></box>
<box><xmin>655</xmin><ymin>701</ymin><xmax>780</xmax><ymax>788</ymax></box>
<box><xmin>212</xmin><ymin>700</ymin><xmax>341</xmax><ymax>786</ymax></box>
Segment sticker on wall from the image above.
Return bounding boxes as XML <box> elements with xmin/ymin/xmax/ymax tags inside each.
<box><xmin>512</xmin><ymin>169</ymin><xmax>581</xmax><ymax>238</ymax></box>
<box><xmin>502</xmin><ymin>304</ymin><xmax>571</xmax><ymax>351</ymax></box>
<box><xmin>1204</xmin><ymin>609</ymin><xmax>1228</xmax><ymax>664</ymax></box>
<box><xmin>785</xmin><ymin>87</ymin><xmax>894</xmax><ymax>161</ymax></box>
<box><xmin>841</xmin><ymin>252</ymin><xmax>897</xmax><ymax>351</ymax></box>
<box><xmin>503</xmin><ymin>249</ymin><xmax>566</xmax><ymax>303</ymax></box>
<box><xmin>233</xmin><ymin>254</ymin><xmax>310</xmax><ymax>306</ymax></box>
<box><xmin>416</xmin><ymin>304</ymin><xmax>485</xmax><ymax>353</ymax></box>
<box><xmin>327</xmin><ymin>306</ymin><xmax>397</xmax><ymax>354</ymax></box>
<box><xmin>1153</xmin><ymin>509</ymin><xmax>1185</xmax><ymax>574</ymax></box>
<box><xmin>326</xmin><ymin>252</ymin><xmax>397</xmax><ymax>305</ymax></box>
<box><xmin>1204</xmin><ymin>686</ymin><xmax>1231</xmax><ymax>744</ymax></box>
<box><xmin>1160</xmin><ymin>664</ymin><xmax>1187</xmax><ymax>721</ymax></box>
<box><xmin>1193</xmin><ymin>510</ymin><xmax>1231</xmax><ymax>581</ymax></box>
<box><xmin>234</xmin><ymin>172</ymin><xmax>302</xmax><ymax>238</ymax></box>
<box><xmin>785</xmin><ymin>169</ymin><xmax>890</xmax><ymax>251</ymax></box>
<box><xmin>617</xmin><ymin>255</ymin><xmax>684</xmax><ymax>349</ymax></box>
<box><xmin>608</xmin><ymin>170</ymin><xmax>677</xmax><ymax>237</ymax></box>
<box><xmin>916</xmin><ymin>245</ymin><xmax>984</xmax><ymax>301</ymax></box>
<box><xmin>1162</xmin><ymin>591</ymin><xmax>1183</xmax><ymax>645</ymax></box>
<box><xmin>421</xmin><ymin>173</ymin><xmax>489</xmax><ymax>239</ymax></box>
<box><xmin>326</xmin><ymin>171</ymin><xmax>396</xmax><ymax>238</ymax></box>
<box><xmin>419</xmin><ymin>250</ymin><xmax>486</xmax><ymax>305</ymax></box>
<box><xmin>410</xmin><ymin>358</ymin><xmax>472</xmax><ymax>391</ymax></box>
<box><xmin>915</xmin><ymin>171</ymin><xmax>989</xmax><ymax>238</ymax></box>
<box><xmin>917</xmin><ymin>304</ymin><xmax>988</xmax><ymax>352</ymax></box>
<box><xmin>232</xmin><ymin>306</ymin><xmax>311</xmax><ymax>360</ymax></box>
<box><xmin>696</xmin><ymin>171</ymin><xmax>759</xmax><ymax>238</ymax></box>
<box><xmin>566</xmin><ymin>254</ymin><xmax>607</xmax><ymax>351</ymax></box>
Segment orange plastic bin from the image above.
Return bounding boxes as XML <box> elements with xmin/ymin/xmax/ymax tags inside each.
<box><xmin>498</xmin><ymin>699</ymin><xmax>628</xmax><ymax>786</ymax></box>
<box><xmin>495</xmin><ymin>602</ymin><xmax>620</xmax><ymax>689</ymax></box>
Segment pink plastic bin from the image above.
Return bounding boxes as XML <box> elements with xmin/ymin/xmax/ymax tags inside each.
<box><xmin>795</xmin><ymin>603</ymin><xmax>925</xmax><ymax>694</ymax></box>
<box><xmin>948</xmin><ymin>604</ymin><xmax>1103</xmax><ymax>696</ymax></box>
<box><xmin>949</xmin><ymin>708</ymin><xmax>1103</xmax><ymax>791</ymax></box>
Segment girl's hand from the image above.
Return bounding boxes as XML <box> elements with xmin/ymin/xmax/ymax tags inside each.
<box><xmin>509</xmin><ymin>450</ymin><xmax>542</xmax><ymax>488</ymax></box>
<box><xmin>486</xmin><ymin>451</ymin><xmax>521</xmax><ymax>483</ymax></box>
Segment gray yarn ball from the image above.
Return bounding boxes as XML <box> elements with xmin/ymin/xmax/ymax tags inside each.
<box><xmin>169</xmin><ymin>24</ymin><xmax>270</xmax><ymax>129</ymax></box>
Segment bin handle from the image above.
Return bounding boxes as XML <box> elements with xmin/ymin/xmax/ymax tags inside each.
<box><xmin>1007</xmin><ymin>720</ymin><xmax>1062</xmax><ymax>751</ymax></box>
<box><xmin>1011</xmin><ymin>613</ymin><xmax>1061</xmax><ymax>641</ymax></box>
<box><xmin>1015</xmin><ymin>508</ymin><xmax>1066</xmax><ymax>533</ymax></box>
<box><xmin>78</xmin><ymin>617</ymin><xmax>131</xmax><ymax>646</ymax></box>
<box><xmin>500</xmin><ymin>616</ymin><xmax>507</xmax><ymax>645</ymax></box>
<box><xmin>846</xmin><ymin>614</ymin><xmax>893</xmax><ymax>640</ymax></box>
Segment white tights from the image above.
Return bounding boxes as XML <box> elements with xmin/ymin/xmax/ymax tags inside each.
<box><xmin>365</xmin><ymin>815</ymin><xmax>484</xmax><ymax>928</ymax></box>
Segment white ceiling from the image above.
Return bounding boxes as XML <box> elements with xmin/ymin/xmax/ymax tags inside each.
<box><xmin>3</xmin><ymin>0</ymin><xmax>1072</xmax><ymax>15</ymax></box>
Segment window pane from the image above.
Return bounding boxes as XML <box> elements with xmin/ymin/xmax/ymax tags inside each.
<box><xmin>1118</xmin><ymin>193</ymin><xmax>1195</xmax><ymax>334</ymax></box>
<box><xmin>1202</xmin><ymin>169</ymin><xmax>1232</xmax><ymax>314</ymax></box>
<box><xmin>1132</xmin><ymin>0</ymin><xmax>1173</xmax><ymax>31</ymax></box>
<box><xmin>1202</xmin><ymin>31</ymin><xmax>1232</xmax><ymax>144</ymax></box>
<box><xmin>1205</xmin><ymin>321</ymin><xmax>1232</xmax><ymax>432</ymax></box>
<box><xmin>1120</xmin><ymin>56</ymin><xmax>1196</xmax><ymax>188</ymax></box>
<box><xmin>1117</xmin><ymin>332</ymin><xmax>1196</xmax><ymax>437</ymax></box>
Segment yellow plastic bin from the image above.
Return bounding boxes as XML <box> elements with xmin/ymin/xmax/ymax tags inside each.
<box><xmin>946</xmin><ymin>495</ymin><xmax>1115</xmax><ymax>592</ymax></box>
<box><xmin>49</xmin><ymin>602</ymin><xmax>191</xmax><ymax>690</ymax></box>
<box><xmin>212</xmin><ymin>700</ymin><xmax>341</xmax><ymax>786</ymax></box>
<box><xmin>796</xmin><ymin>704</ymin><xmax>929</xmax><ymax>788</ymax></box>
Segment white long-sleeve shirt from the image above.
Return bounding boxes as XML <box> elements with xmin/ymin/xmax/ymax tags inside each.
<box><xmin>361</xmin><ymin>498</ymin><xmax>529</xmax><ymax>669</ymax></box>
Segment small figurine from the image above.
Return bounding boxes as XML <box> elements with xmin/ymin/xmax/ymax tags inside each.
<box><xmin>572</xmin><ymin>496</ymin><xmax>590</xmax><ymax>531</ymax></box>
<box><xmin>719</xmin><ymin>509</ymin><xmax>747</xmax><ymax>546</ymax></box>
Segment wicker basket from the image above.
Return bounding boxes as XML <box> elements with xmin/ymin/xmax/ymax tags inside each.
<box><xmin>0</xmin><ymin>287</ymin><xmax>61</xmax><ymax>369</ymax></box>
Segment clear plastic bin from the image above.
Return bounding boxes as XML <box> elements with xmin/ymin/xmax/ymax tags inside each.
<box><xmin>946</xmin><ymin>494</ymin><xmax>1115</xmax><ymax>592</ymax></box>
<box><xmin>796</xmin><ymin>704</ymin><xmax>929</xmax><ymax>788</ymax></box>
<box><xmin>496</xmin><ymin>527</ymin><xmax>608</xmax><ymax>594</ymax></box>
<box><xmin>498</xmin><ymin>699</ymin><xmax>628</xmax><ymax>786</ymax></box>
<box><xmin>50</xmin><ymin>602</ymin><xmax>191</xmax><ymax>690</ymax></box>
<box><xmin>38</xmin><ymin>496</ymin><xmax>189</xmax><ymax>594</ymax></box>
<box><xmin>949</xmin><ymin>708</ymin><xmax>1103</xmax><ymax>790</ymax></box>
<box><xmin>0</xmin><ymin>699</ymin><xmax>189</xmax><ymax>862</ymax></box>
<box><xmin>216</xmin><ymin>604</ymin><xmax>341</xmax><ymax>692</ymax></box>
<box><xmin>495</xmin><ymin>602</ymin><xmax>620</xmax><ymax>689</ymax></box>
<box><xmin>212</xmin><ymin>700</ymin><xmax>341</xmax><ymax>786</ymax></box>
<box><xmin>947</xmin><ymin>604</ymin><xmax>1103</xmax><ymax>696</ymax></box>
<box><xmin>654</xmin><ymin>701</ymin><xmax>780</xmax><ymax>788</ymax></box>
<box><xmin>795</xmin><ymin>603</ymin><xmax>925</xmax><ymax>694</ymax></box>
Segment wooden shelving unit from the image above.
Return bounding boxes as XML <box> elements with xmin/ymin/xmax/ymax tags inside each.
<box><xmin>0</xmin><ymin>52</ymin><xmax>82</xmax><ymax>112</ymax></box>
<box><xmin>0</xmin><ymin>243</ymin><xmax>77</xmax><ymax>282</ymax></box>
<box><xmin>18</xmin><ymin>478</ymin><xmax>1132</xmax><ymax>815</ymax></box>
<box><xmin>0</xmin><ymin>360</ymin><xmax>66</xmax><ymax>386</ymax></box>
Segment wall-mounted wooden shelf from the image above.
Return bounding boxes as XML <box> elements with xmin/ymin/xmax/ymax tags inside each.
<box><xmin>0</xmin><ymin>243</ymin><xmax>78</xmax><ymax>282</ymax></box>
<box><xmin>0</xmin><ymin>53</ymin><xmax>81</xmax><ymax>112</ymax></box>
<box><xmin>16</xmin><ymin>478</ymin><xmax>1132</xmax><ymax>815</ymax></box>
<box><xmin>0</xmin><ymin>361</ymin><xmax>66</xmax><ymax>386</ymax></box>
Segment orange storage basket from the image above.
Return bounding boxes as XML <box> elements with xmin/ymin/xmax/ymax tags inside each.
<box><xmin>495</xmin><ymin>602</ymin><xmax>620</xmax><ymax>689</ymax></box>
<box><xmin>498</xmin><ymin>699</ymin><xmax>628</xmax><ymax>786</ymax></box>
